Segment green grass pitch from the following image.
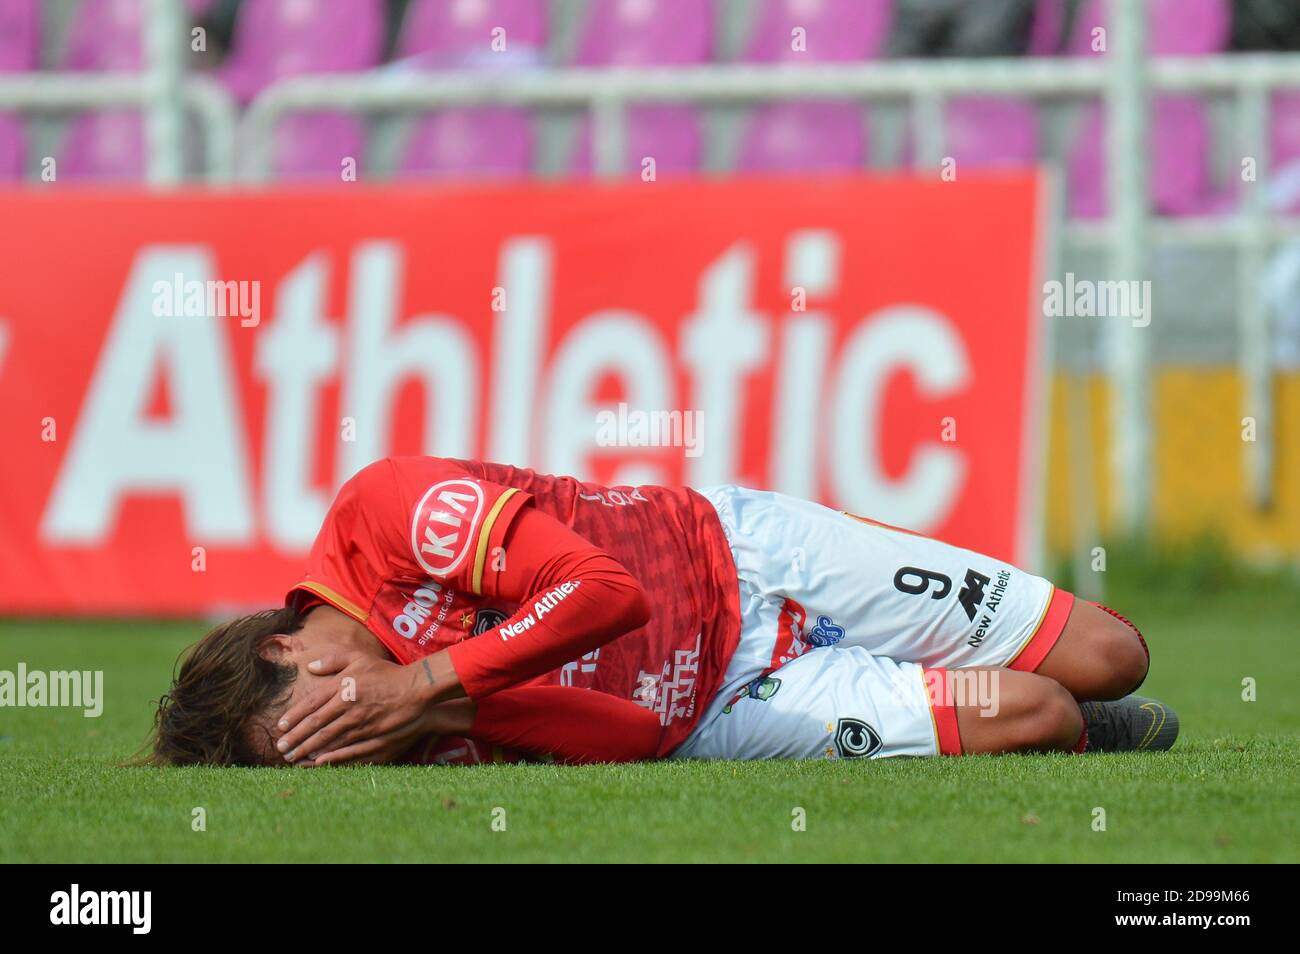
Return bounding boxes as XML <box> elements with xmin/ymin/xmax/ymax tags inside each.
<box><xmin>2</xmin><ymin>556</ymin><xmax>1298</xmax><ymax>863</ymax></box>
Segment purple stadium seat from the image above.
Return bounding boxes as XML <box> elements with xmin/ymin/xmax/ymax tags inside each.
<box><xmin>0</xmin><ymin>0</ymin><xmax>39</xmax><ymax>179</ymax></box>
<box><xmin>569</xmin><ymin>0</ymin><xmax>714</xmax><ymax>177</ymax></box>
<box><xmin>273</xmin><ymin>112</ymin><xmax>368</xmax><ymax>180</ymax></box>
<box><xmin>58</xmin><ymin>0</ymin><xmax>146</xmax><ymax>180</ymax></box>
<box><xmin>574</xmin><ymin>0</ymin><xmax>713</xmax><ymax>66</ymax></box>
<box><xmin>221</xmin><ymin>0</ymin><xmax>385</xmax><ymax>180</ymax></box>
<box><xmin>742</xmin><ymin>0</ymin><xmax>891</xmax><ymax>64</ymax></box>
<box><xmin>397</xmin><ymin>0</ymin><xmax>546</xmax><ymax>69</ymax></box>
<box><xmin>54</xmin><ymin>0</ymin><xmax>215</xmax><ymax>181</ymax></box>
<box><xmin>63</xmin><ymin>0</ymin><xmax>145</xmax><ymax>71</ymax></box>
<box><xmin>396</xmin><ymin>0</ymin><xmax>547</xmax><ymax>178</ymax></box>
<box><xmin>59</xmin><ymin>111</ymin><xmax>146</xmax><ymax>181</ymax></box>
<box><xmin>739</xmin><ymin>101</ymin><xmax>867</xmax><ymax>173</ymax></box>
<box><xmin>1027</xmin><ymin>0</ymin><xmax>1066</xmax><ymax>56</ymax></box>
<box><xmin>221</xmin><ymin>0</ymin><xmax>384</xmax><ymax>101</ymax></box>
<box><xmin>0</xmin><ymin>114</ymin><xmax>26</xmax><ymax>179</ymax></box>
<box><xmin>1069</xmin><ymin>96</ymin><xmax>1219</xmax><ymax>219</ymax></box>
<box><xmin>943</xmin><ymin>96</ymin><xmax>1040</xmax><ymax>169</ymax></box>
<box><xmin>1065</xmin><ymin>0</ymin><xmax>1229</xmax><ymax>218</ymax></box>
<box><xmin>0</xmin><ymin>0</ymin><xmax>39</xmax><ymax>71</ymax></box>
<box><xmin>569</xmin><ymin>104</ymin><xmax>703</xmax><ymax>177</ymax></box>
<box><xmin>399</xmin><ymin>107</ymin><xmax>535</xmax><ymax>178</ymax></box>
<box><xmin>1270</xmin><ymin>92</ymin><xmax>1300</xmax><ymax>213</ymax></box>
<box><xmin>61</xmin><ymin>0</ymin><xmax>215</xmax><ymax>70</ymax></box>
<box><xmin>736</xmin><ymin>0</ymin><xmax>892</xmax><ymax>174</ymax></box>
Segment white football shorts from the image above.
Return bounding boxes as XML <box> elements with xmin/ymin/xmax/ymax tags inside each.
<box><xmin>673</xmin><ymin>485</ymin><xmax>1075</xmax><ymax>760</ymax></box>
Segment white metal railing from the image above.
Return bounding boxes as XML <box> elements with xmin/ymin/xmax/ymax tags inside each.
<box><xmin>239</xmin><ymin>56</ymin><xmax>1300</xmax><ymax>182</ymax></box>
<box><xmin>0</xmin><ymin>73</ymin><xmax>238</xmax><ymax>182</ymax></box>
<box><xmin>241</xmin><ymin>58</ymin><xmax>1114</xmax><ymax>177</ymax></box>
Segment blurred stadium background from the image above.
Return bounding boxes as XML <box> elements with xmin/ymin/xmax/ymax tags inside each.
<box><xmin>2</xmin><ymin>0</ymin><xmax>1299</xmax><ymax>865</ymax></box>
<box><xmin>1</xmin><ymin>0</ymin><xmax>1299</xmax><ymax>589</ymax></box>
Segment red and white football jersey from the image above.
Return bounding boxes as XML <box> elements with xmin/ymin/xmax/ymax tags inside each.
<box><xmin>287</xmin><ymin>457</ymin><xmax>741</xmax><ymax>755</ymax></box>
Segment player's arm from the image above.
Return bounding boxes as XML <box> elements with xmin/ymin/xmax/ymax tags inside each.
<box><xmin>279</xmin><ymin>502</ymin><xmax>652</xmax><ymax>764</ymax></box>
<box><xmin>409</xmin><ymin>685</ymin><xmax>661</xmax><ymax>764</ymax></box>
<box><xmin>468</xmin><ymin>686</ymin><xmax>661</xmax><ymax>764</ymax></box>
<box><xmin>439</xmin><ymin>504</ymin><xmax>651</xmax><ymax>700</ymax></box>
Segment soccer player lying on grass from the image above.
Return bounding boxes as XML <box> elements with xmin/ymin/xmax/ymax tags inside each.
<box><xmin>148</xmin><ymin>456</ymin><xmax>1178</xmax><ymax>767</ymax></box>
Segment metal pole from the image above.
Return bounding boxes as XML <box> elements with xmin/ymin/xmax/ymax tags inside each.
<box><xmin>1103</xmin><ymin>0</ymin><xmax>1151</xmax><ymax>534</ymax></box>
<box><xmin>1067</xmin><ymin>373</ymin><xmax>1106</xmax><ymax>603</ymax></box>
<box><xmin>911</xmin><ymin>89</ymin><xmax>945</xmax><ymax>170</ymax></box>
<box><xmin>145</xmin><ymin>0</ymin><xmax>186</xmax><ymax>185</ymax></box>
<box><xmin>591</xmin><ymin>94</ymin><xmax>627</xmax><ymax>179</ymax></box>
<box><xmin>1238</xmin><ymin>85</ymin><xmax>1274</xmax><ymax>509</ymax></box>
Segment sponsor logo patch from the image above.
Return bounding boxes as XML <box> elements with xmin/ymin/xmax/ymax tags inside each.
<box><xmin>390</xmin><ymin>582</ymin><xmax>444</xmax><ymax>640</ymax></box>
<box><xmin>722</xmin><ymin>675</ymin><xmax>781</xmax><ymax>714</ymax></box>
<box><xmin>808</xmin><ymin>615</ymin><xmax>846</xmax><ymax>647</ymax></box>
<box><xmin>834</xmin><ymin>717</ymin><xmax>883</xmax><ymax>759</ymax></box>
<box><xmin>633</xmin><ymin>635</ymin><xmax>701</xmax><ymax>725</ymax></box>
<box><xmin>957</xmin><ymin>568</ymin><xmax>993</xmax><ymax>622</ymax></box>
<box><xmin>410</xmin><ymin>479</ymin><xmax>485</xmax><ymax>578</ymax></box>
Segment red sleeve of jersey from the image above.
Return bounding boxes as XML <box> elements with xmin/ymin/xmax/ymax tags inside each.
<box><xmin>287</xmin><ymin>465</ymin><xmax>397</xmax><ymax>622</ymax></box>
<box><xmin>291</xmin><ymin>456</ymin><xmax>533</xmax><ymax>617</ymax></box>
<box><xmin>445</xmin><ymin>504</ymin><xmax>651</xmax><ymax>698</ymax></box>
<box><xmin>471</xmin><ymin>686</ymin><xmax>660</xmax><ymax>764</ymax></box>
<box><xmin>292</xmin><ymin>457</ymin><xmax>650</xmax><ymax>700</ymax></box>
<box><xmin>388</xmin><ymin>457</ymin><xmax>531</xmax><ymax>598</ymax></box>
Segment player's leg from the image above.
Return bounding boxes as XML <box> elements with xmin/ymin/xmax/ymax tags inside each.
<box><xmin>948</xmin><ymin>668</ymin><xmax>1084</xmax><ymax>754</ymax></box>
<box><xmin>696</xmin><ymin>486</ymin><xmax>1148</xmax><ymax>703</ymax></box>
<box><xmin>1032</xmin><ymin>599</ymin><xmax>1149</xmax><ymax>701</ymax></box>
<box><xmin>946</xmin><ymin>667</ymin><xmax>1178</xmax><ymax>753</ymax></box>
<box><xmin>672</xmin><ymin>646</ymin><xmax>1087</xmax><ymax>761</ymax></box>
<box><xmin>829</xmin><ymin>511</ymin><xmax>1155</xmax><ymax>702</ymax></box>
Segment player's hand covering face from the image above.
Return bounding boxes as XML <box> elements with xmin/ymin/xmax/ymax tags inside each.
<box><xmin>274</xmin><ymin>653</ymin><xmax>458</xmax><ymax>766</ymax></box>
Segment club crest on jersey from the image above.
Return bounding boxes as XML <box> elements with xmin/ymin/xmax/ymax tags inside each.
<box><xmin>472</xmin><ymin>608</ymin><xmax>508</xmax><ymax>636</ymax></box>
<box><xmin>834</xmin><ymin>718</ymin><xmax>883</xmax><ymax>759</ymax></box>
<box><xmin>410</xmin><ymin>479</ymin><xmax>485</xmax><ymax>577</ymax></box>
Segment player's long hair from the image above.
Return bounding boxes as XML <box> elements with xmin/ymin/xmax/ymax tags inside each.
<box><xmin>133</xmin><ymin>607</ymin><xmax>304</xmax><ymax>767</ymax></box>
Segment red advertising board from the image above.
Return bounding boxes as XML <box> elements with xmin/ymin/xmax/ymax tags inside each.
<box><xmin>0</xmin><ymin>175</ymin><xmax>1048</xmax><ymax>615</ymax></box>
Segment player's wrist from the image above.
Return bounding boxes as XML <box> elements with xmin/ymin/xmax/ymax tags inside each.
<box><xmin>409</xmin><ymin>651</ymin><xmax>462</xmax><ymax>708</ymax></box>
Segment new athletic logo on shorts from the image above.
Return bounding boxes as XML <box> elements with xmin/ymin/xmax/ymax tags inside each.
<box><xmin>834</xmin><ymin>718</ymin><xmax>883</xmax><ymax>759</ymax></box>
<box><xmin>892</xmin><ymin>564</ymin><xmax>1013</xmax><ymax>646</ymax></box>
<box><xmin>967</xmin><ymin>569</ymin><xmax>1013</xmax><ymax>648</ymax></box>
<box><xmin>410</xmin><ymin>479</ymin><xmax>486</xmax><ymax>578</ymax></box>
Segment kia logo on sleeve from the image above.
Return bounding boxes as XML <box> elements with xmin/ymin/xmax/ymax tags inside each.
<box><xmin>410</xmin><ymin>479</ymin><xmax>485</xmax><ymax>577</ymax></box>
